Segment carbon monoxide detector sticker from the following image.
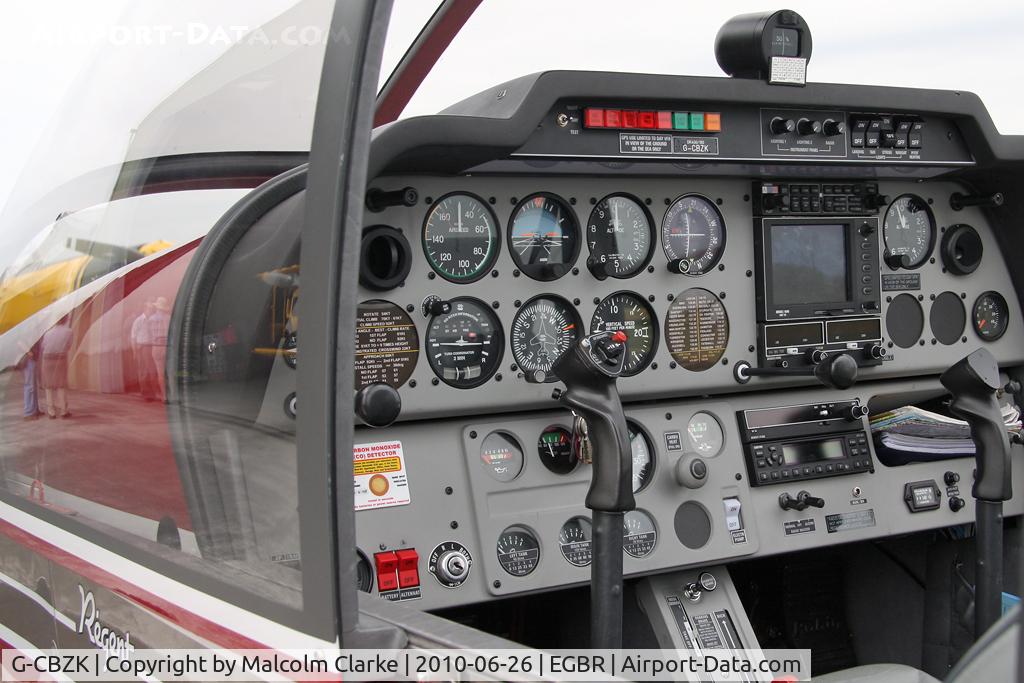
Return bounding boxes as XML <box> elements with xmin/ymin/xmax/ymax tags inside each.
<box><xmin>353</xmin><ymin>440</ymin><xmax>411</xmax><ymax>510</ymax></box>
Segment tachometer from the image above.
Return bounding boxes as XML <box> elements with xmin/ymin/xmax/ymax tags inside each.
<box><xmin>425</xmin><ymin>297</ymin><xmax>503</xmax><ymax>388</ymax></box>
<box><xmin>509</xmin><ymin>193</ymin><xmax>580</xmax><ymax>281</ymax></box>
<box><xmin>662</xmin><ymin>194</ymin><xmax>726</xmax><ymax>275</ymax></box>
<box><xmin>883</xmin><ymin>194</ymin><xmax>934</xmax><ymax>269</ymax></box>
<box><xmin>423</xmin><ymin>192</ymin><xmax>500</xmax><ymax>283</ymax></box>
<box><xmin>972</xmin><ymin>291</ymin><xmax>1009</xmax><ymax>341</ymax></box>
<box><xmin>664</xmin><ymin>288</ymin><xmax>729</xmax><ymax>372</ymax></box>
<box><xmin>538</xmin><ymin>425</ymin><xmax>578</xmax><ymax>474</ymax></box>
<box><xmin>629</xmin><ymin>422</ymin><xmax>654</xmax><ymax>493</ymax></box>
<box><xmin>586</xmin><ymin>194</ymin><xmax>654</xmax><ymax>279</ymax></box>
<box><xmin>496</xmin><ymin>525</ymin><xmax>541</xmax><ymax>577</ymax></box>
<box><xmin>590</xmin><ymin>292</ymin><xmax>658</xmax><ymax>377</ymax></box>
<box><xmin>510</xmin><ymin>295</ymin><xmax>581</xmax><ymax>382</ymax></box>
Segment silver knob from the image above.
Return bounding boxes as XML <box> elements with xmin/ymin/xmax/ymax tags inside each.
<box><xmin>683</xmin><ymin>582</ymin><xmax>702</xmax><ymax>602</ymax></box>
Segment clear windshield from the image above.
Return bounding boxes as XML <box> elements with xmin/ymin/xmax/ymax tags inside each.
<box><xmin>387</xmin><ymin>0</ymin><xmax>1024</xmax><ymax>134</ymax></box>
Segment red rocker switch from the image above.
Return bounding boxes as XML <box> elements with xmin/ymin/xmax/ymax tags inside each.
<box><xmin>395</xmin><ymin>548</ymin><xmax>420</xmax><ymax>588</ymax></box>
<box><xmin>374</xmin><ymin>551</ymin><xmax>399</xmax><ymax>592</ymax></box>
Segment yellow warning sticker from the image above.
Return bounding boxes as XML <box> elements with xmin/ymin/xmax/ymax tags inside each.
<box><xmin>353</xmin><ymin>440</ymin><xmax>411</xmax><ymax>511</ymax></box>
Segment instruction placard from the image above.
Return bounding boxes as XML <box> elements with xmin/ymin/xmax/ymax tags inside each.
<box><xmin>353</xmin><ymin>440</ymin><xmax>411</xmax><ymax>511</ymax></box>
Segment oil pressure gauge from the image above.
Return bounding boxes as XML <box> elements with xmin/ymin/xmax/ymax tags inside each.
<box><xmin>972</xmin><ymin>291</ymin><xmax>1009</xmax><ymax>341</ymax></box>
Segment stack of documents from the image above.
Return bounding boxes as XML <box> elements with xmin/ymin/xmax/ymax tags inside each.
<box><xmin>870</xmin><ymin>403</ymin><xmax>1021</xmax><ymax>461</ymax></box>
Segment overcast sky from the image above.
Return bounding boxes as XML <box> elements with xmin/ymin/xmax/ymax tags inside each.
<box><xmin>1</xmin><ymin>0</ymin><xmax>1022</xmax><ymax>246</ymax></box>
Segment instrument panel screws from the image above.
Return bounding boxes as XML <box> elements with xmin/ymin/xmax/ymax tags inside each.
<box><xmin>722</xmin><ymin>358</ymin><xmax>729</xmax><ymax>365</ymax></box>
<box><xmin>556</xmin><ymin>113</ymin><xmax>569</xmax><ymax>127</ymax></box>
<box><xmin>428</xmin><ymin>272</ymin><xmax>436</xmax><ymax>280</ymax></box>
<box><xmin>930</xmin><ymin>294</ymin><xmax>936</xmax><ymax>300</ymax></box>
<box><xmin>489</xmin><ymin>196</ymin><xmax>496</xmax><ymax>204</ymax></box>
<box><xmin>918</xmin><ymin>294</ymin><xmax>924</xmax><ymax>301</ymax></box>
<box><xmin>512</xmin><ymin>270</ymin><xmax>520</xmax><ymax>278</ymax></box>
<box><xmin>748</xmin><ymin>345</ymin><xmax>755</xmax><ymax>353</ymax></box>
<box><xmin>667</xmin><ymin>293</ymin><xmax>674</xmax><ymax>301</ymax></box>
<box><xmin>409</xmin><ymin>380</ymin><xmax>417</xmax><ymax>388</ymax></box>
<box><xmin>573</xmin><ymin>298</ymin><xmax>581</xmax><ymax>305</ymax></box>
<box><xmin>406</xmin><ymin>304</ymin><xmax>415</xmax><ymax>312</ymax></box>
<box><xmin>589</xmin><ymin>197</ymin><xmax>597</xmax><ymax>205</ymax></box>
<box><xmin>735</xmin><ymin>473</ymin><xmax>742</xmax><ymax>481</ymax></box>
<box><xmin>961</xmin><ymin>292</ymin><xmax>966</xmax><ymax>299</ymax></box>
<box><xmin>743</xmin><ymin>194</ymin><xmax>750</xmax><ymax>202</ymax></box>
<box><xmin>444</xmin><ymin>487</ymin><xmax>453</xmax><ymax>495</ymax></box>
<box><xmin>962</xmin><ymin>336</ymin><xmax>967</xmax><ymax>343</ymax></box>
<box><xmin>469</xmin><ymin>430</ymin><xmax>477</xmax><ymax>439</ymax></box>
<box><xmin>669</xmin><ymin>361</ymin><xmax>677</xmax><ymax>369</ymax></box>
<box><xmin>570</xmin><ymin>197</ymin><xmax>577</xmax><ymax>205</ymax></box>
<box><xmin>493</xmin><ymin>580</ymin><xmax>502</xmax><ymax>589</ymax></box>
<box><xmin>716</xmin><ymin>198</ymin><xmax>723</xmax><ymax>205</ymax></box>
<box><xmin>450</xmin><ymin>521</ymin><xmax>459</xmax><ymax>529</ymax></box>
<box><xmin>647</xmin><ymin>265</ymin><xmax>655</xmax><ymax>273</ymax></box>
<box><xmin>514</xmin><ymin>300</ymin><xmax>521</xmax><ymax>307</ymax></box>
<box><xmin>719</xmin><ymin>292</ymin><xmax>726</xmax><ymax>299</ymax></box>
<box><xmin>431</xmin><ymin>378</ymin><xmax>440</xmax><ymax>385</ymax></box>
<box><xmin>380</xmin><ymin>543</ymin><xmax>387</xmax><ymax>550</ymax></box>
<box><xmin>651</xmin><ymin>362</ymin><xmax>658</xmax><ymax>370</ymax></box>
<box><xmin>495</xmin><ymin>373</ymin><xmax>502</xmax><ymax>381</ymax></box>
<box><xmin>594</xmin><ymin>297</ymin><xmax>601</xmax><ymax>305</ymax></box>
<box><xmin>491</xmin><ymin>270</ymin><xmax>499</xmax><ymax>278</ymax></box>
<box><xmin>645</xmin><ymin>197</ymin><xmax>652</xmax><ymax>205</ymax></box>
<box><xmin>665</xmin><ymin>413</ymin><xmax>672</xmax><ymax>420</ymax></box>
<box><xmin>718</xmin><ymin>264</ymin><xmax>725</xmax><ymax>271</ymax></box>
<box><xmin>510</xmin><ymin>197</ymin><xmax>517</xmax><ymax>204</ymax></box>
<box><xmin>572</xmin><ymin>268</ymin><xmax>579</xmax><ymax>276</ymax></box>
<box><xmin>648</xmin><ymin>295</ymin><xmax>655</xmax><ymax>302</ymax></box>
<box><xmin>492</xmin><ymin>301</ymin><xmax>499</xmax><ymax>309</ymax></box>
<box><xmin>745</xmin><ymin>270</ymin><xmax>752</xmax><ymax>277</ymax></box>
<box><xmin>424</xmin><ymin>196</ymin><xmax>433</xmax><ymax>204</ymax></box>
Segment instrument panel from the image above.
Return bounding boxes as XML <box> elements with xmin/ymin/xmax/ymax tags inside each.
<box><xmin>350</xmin><ymin>177</ymin><xmax>1024</xmax><ymax>422</ymax></box>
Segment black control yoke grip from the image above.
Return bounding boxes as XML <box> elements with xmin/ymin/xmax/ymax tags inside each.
<box><xmin>552</xmin><ymin>330</ymin><xmax>636</xmax><ymax>513</ymax></box>
<box><xmin>940</xmin><ymin>349</ymin><xmax>1012</xmax><ymax>502</ymax></box>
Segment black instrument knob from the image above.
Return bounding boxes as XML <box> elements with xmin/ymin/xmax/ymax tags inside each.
<box><xmin>797</xmin><ymin>118</ymin><xmax>822</xmax><ymax>136</ymax></box>
<box><xmin>949</xmin><ymin>496</ymin><xmax>966</xmax><ymax>512</ymax></box>
<box><xmin>355</xmin><ymin>383</ymin><xmax>402</xmax><ymax>427</ymax></box>
<box><xmin>587</xmin><ymin>257</ymin><xmax>610</xmax><ymax>281</ymax></box>
<box><xmin>848</xmin><ymin>403</ymin><xmax>870</xmax><ymax>421</ymax></box>
<box><xmin>859</xmin><ymin>223</ymin><xmax>876</xmax><ymax>236</ymax></box>
<box><xmin>806</xmin><ymin>349</ymin><xmax>828</xmax><ymax>364</ymax></box>
<box><xmin>944</xmin><ymin>471</ymin><xmax>961</xmax><ymax>486</ymax></box>
<box><xmin>884</xmin><ymin>251</ymin><xmax>911</xmax><ymax>270</ymax></box>
<box><xmin>813</xmin><ymin>353</ymin><xmax>858</xmax><ymax>390</ymax></box>
<box><xmin>822</xmin><ymin>119</ymin><xmax>846</xmax><ymax>136</ymax></box>
<box><xmin>667</xmin><ymin>258</ymin><xmax>692</xmax><ymax>275</ymax></box>
<box><xmin>866</xmin><ymin>344</ymin><xmax>886</xmax><ymax>360</ymax></box>
<box><xmin>770</xmin><ymin>117</ymin><xmax>796</xmax><ymax>135</ymax></box>
<box><xmin>799</xmin><ymin>491</ymin><xmax>826</xmax><ymax>508</ymax></box>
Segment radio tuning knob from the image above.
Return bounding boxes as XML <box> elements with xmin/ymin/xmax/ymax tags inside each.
<box><xmin>866</xmin><ymin>344</ymin><xmax>886</xmax><ymax>360</ymax></box>
<box><xmin>949</xmin><ymin>496</ymin><xmax>966</xmax><ymax>512</ymax></box>
<box><xmin>822</xmin><ymin>119</ymin><xmax>846</xmax><ymax>136</ymax></box>
<box><xmin>797</xmin><ymin>118</ymin><xmax>822</xmax><ymax>136</ymax></box>
<box><xmin>859</xmin><ymin>223</ymin><xmax>876</xmax><ymax>236</ymax></box>
<box><xmin>806</xmin><ymin>349</ymin><xmax>828</xmax><ymax>364</ymax></box>
<box><xmin>770</xmin><ymin>116</ymin><xmax>796</xmax><ymax>135</ymax></box>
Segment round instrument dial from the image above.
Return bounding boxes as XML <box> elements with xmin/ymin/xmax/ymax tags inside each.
<box><xmin>586</xmin><ymin>194</ymin><xmax>654</xmax><ymax>278</ymax></box>
<box><xmin>423</xmin><ymin>192</ymin><xmax>500</xmax><ymax>283</ymax></box>
<box><xmin>509</xmin><ymin>193</ymin><xmax>580</xmax><ymax>281</ymax></box>
<box><xmin>883</xmin><ymin>194</ymin><xmax>935</xmax><ymax>269</ymax></box>
<box><xmin>496</xmin><ymin>525</ymin><xmax>541</xmax><ymax>577</ymax></box>
<box><xmin>972</xmin><ymin>291</ymin><xmax>1010</xmax><ymax>341</ymax></box>
<box><xmin>425</xmin><ymin>297</ymin><xmax>503</xmax><ymax>388</ymax></box>
<box><xmin>479</xmin><ymin>431</ymin><xmax>524</xmax><ymax>482</ymax></box>
<box><xmin>687</xmin><ymin>412</ymin><xmax>724</xmax><ymax>457</ymax></box>
<box><xmin>664</xmin><ymin>288</ymin><xmax>729</xmax><ymax>372</ymax></box>
<box><xmin>661</xmin><ymin>195</ymin><xmax>726</xmax><ymax>275</ymax></box>
<box><xmin>538</xmin><ymin>425</ymin><xmax>578</xmax><ymax>474</ymax></box>
<box><xmin>590</xmin><ymin>292</ymin><xmax>658</xmax><ymax>377</ymax></box>
<box><xmin>622</xmin><ymin>510</ymin><xmax>657</xmax><ymax>558</ymax></box>
<box><xmin>354</xmin><ymin>300</ymin><xmax>419</xmax><ymax>390</ymax></box>
<box><xmin>510</xmin><ymin>295</ymin><xmax>581</xmax><ymax>382</ymax></box>
<box><xmin>629</xmin><ymin>421</ymin><xmax>654</xmax><ymax>493</ymax></box>
<box><xmin>558</xmin><ymin>516</ymin><xmax>593</xmax><ymax>567</ymax></box>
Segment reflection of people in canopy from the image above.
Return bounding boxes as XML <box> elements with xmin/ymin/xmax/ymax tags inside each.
<box><xmin>131</xmin><ymin>299</ymin><xmax>158</xmax><ymax>401</ymax></box>
<box><xmin>148</xmin><ymin>297</ymin><xmax>171</xmax><ymax>400</ymax></box>
<box><xmin>40</xmin><ymin>315</ymin><xmax>73</xmax><ymax>418</ymax></box>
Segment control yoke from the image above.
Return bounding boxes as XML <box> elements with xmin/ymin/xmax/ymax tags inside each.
<box><xmin>940</xmin><ymin>348</ymin><xmax>1013</xmax><ymax>639</ymax></box>
<box><xmin>552</xmin><ymin>329</ymin><xmax>635</xmax><ymax>649</ymax></box>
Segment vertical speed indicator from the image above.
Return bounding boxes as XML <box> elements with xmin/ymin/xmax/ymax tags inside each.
<box><xmin>422</xmin><ymin>193</ymin><xmax>500</xmax><ymax>283</ymax></box>
<box><xmin>590</xmin><ymin>292</ymin><xmax>658</xmax><ymax>376</ymax></box>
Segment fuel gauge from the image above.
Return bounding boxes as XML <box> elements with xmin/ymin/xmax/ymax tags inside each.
<box><xmin>496</xmin><ymin>525</ymin><xmax>541</xmax><ymax>576</ymax></box>
<box><xmin>622</xmin><ymin>510</ymin><xmax>657</xmax><ymax>558</ymax></box>
<box><xmin>558</xmin><ymin>516</ymin><xmax>593</xmax><ymax>567</ymax></box>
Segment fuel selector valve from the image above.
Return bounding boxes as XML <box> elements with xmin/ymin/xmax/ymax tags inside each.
<box><xmin>779</xmin><ymin>490</ymin><xmax>826</xmax><ymax>511</ymax></box>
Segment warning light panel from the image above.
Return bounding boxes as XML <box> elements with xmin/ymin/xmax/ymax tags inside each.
<box><xmin>583</xmin><ymin>107</ymin><xmax>722</xmax><ymax>133</ymax></box>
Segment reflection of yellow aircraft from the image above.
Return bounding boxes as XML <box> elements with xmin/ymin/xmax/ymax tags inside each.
<box><xmin>0</xmin><ymin>238</ymin><xmax>173</xmax><ymax>334</ymax></box>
